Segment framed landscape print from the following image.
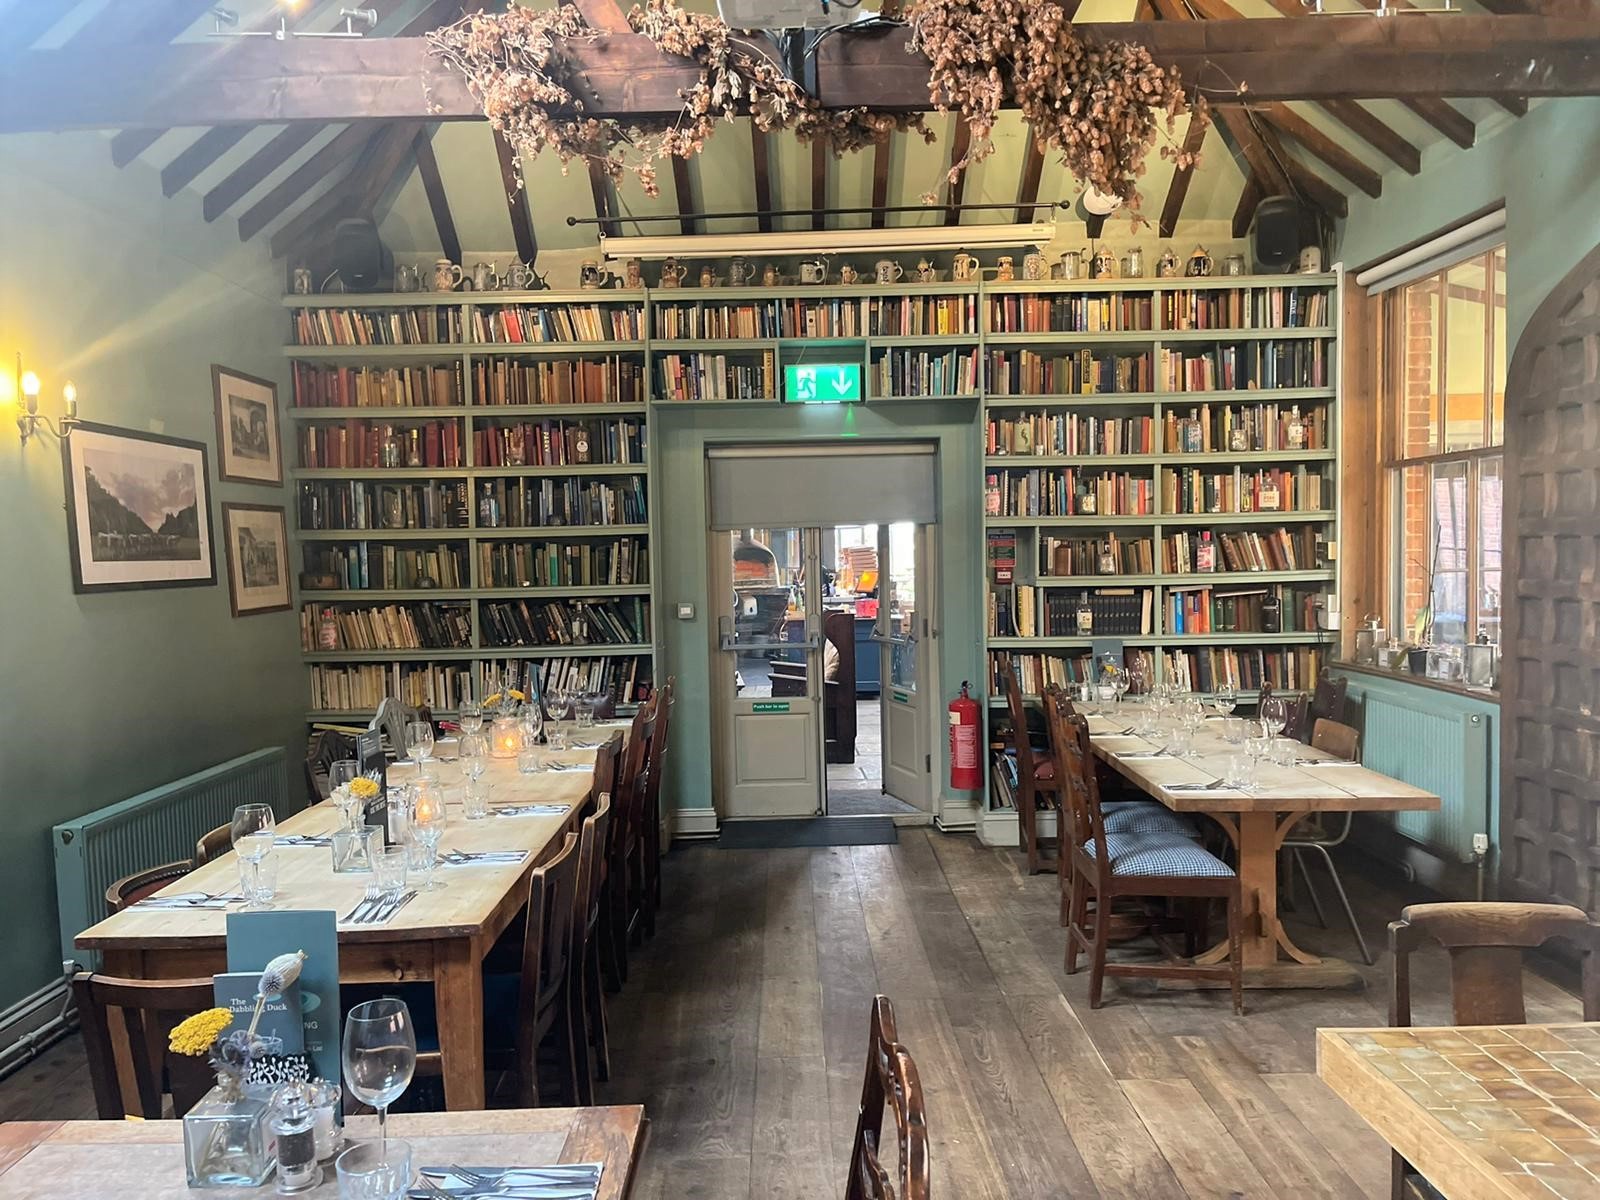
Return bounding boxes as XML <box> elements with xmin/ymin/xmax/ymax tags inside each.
<box><xmin>63</xmin><ymin>423</ymin><xmax>216</xmax><ymax>594</ymax></box>
<box><xmin>213</xmin><ymin>364</ymin><xmax>282</xmax><ymax>485</ymax></box>
<box><xmin>221</xmin><ymin>502</ymin><xmax>292</xmax><ymax>617</ymax></box>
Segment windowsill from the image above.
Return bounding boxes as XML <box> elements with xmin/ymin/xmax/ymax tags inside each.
<box><xmin>1329</xmin><ymin>659</ymin><xmax>1500</xmax><ymax>704</ymax></box>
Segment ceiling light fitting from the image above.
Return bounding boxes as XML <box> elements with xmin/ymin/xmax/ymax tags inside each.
<box><xmin>210</xmin><ymin>5</ymin><xmax>377</xmax><ymax>40</ymax></box>
<box><xmin>599</xmin><ymin>223</ymin><xmax>1058</xmax><ymax>262</ymax></box>
<box><xmin>1299</xmin><ymin>0</ymin><xmax>1455</xmax><ymax>12</ymax></box>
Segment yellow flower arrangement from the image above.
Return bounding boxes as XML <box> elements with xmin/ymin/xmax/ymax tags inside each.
<box><xmin>348</xmin><ymin>777</ymin><xmax>380</xmax><ymax>801</ymax></box>
<box><xmin>482</xmin><ymin>690</ymin><xmax>525</xmax><ymax>708</ymax></box>
<box><xmin>482</xmin><ymin>693</ymin><xmax>501</xmax><ymax>707</ymax></box>
<box><xmin>169</xmin><ymin>1007</ymin><xmax>233</xmax><ymax>1056</ymax></box>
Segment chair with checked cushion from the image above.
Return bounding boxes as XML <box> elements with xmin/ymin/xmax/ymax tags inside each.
<box><xmin>996</xmin><ymin>654</ymin><xmax>1061</xmax><ymax>875</ymax></box>
<box><xmin>1054</xmin><ymin>707</ymin><xmax>1243</xmax><ymax>1012</ymax></box>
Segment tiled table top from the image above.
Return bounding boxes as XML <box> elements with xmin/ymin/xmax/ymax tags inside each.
<box><xmin>1318</xmin><ymin>1023</ymin><xmax>1600</xmax><ymax>1198</ymax></box>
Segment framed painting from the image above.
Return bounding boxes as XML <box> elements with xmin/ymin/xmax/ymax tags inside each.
<box><xmin>221</xmin><ymin>502</ymin><xmax>292</xmax><ymax>617</ymax></box>
<box><xmin>213</xmin><ymin>364</ymin><xmax>283</xmax><ymax>486</ymax></box>
<box><xmin>62</xmin><ymin>422</ymin><xmax>217</xmax><ymax>593</ymax></box>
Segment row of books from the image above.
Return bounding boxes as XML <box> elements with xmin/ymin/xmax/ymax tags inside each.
<box><xmin>986</xmin><ymin>294</ymin><xmax>1154</xmax><ymax>335</ymax></box>
<box><xmin>471</xmin><ymin>418</ymin><xmax>645</xmax><ymax>469</ymax></box>
<box><xmin>1159</xmin><ymin>341</ymin><xmax>1329</xmax><ymax>391</ymax></box>
<box><xmin>472</xmin><ymin>357</ymin><xmax>646</xmax><ymax>407</ymax></box>
<box><xmin>985</xmin><ymin>468</ymin><xmax>1155</xmax><ymax>518</ymax></box>
<box><xmin>872</xmin><ymin>349</ymin><xmax>980</xmax><ymax>397</ymax></box>
<box><xmin>986</xmin><ymin>412</ymin><xmax>1156</xmax><ymax>457</ymax></box>
<box><xmin>656</xmin><ymin>352</ymin><xmax>776</xmax><ymax>401</ymax></box>
<box><xmin>1160</xmin><ymin>465</ymin><xmax>1327</xmax><ymax>515</ymax></box>
<box><xmin>488</xmin><ymin>655</ymin><xmax>653</xmax><ymax>706</ymax></box>
<box><xmin>1162</xmin><ymin>287</ymin><xmax>1330</xmax><ymax>332</ymax></box>
<box><xmin>477</xmin><ymin>537</ymin><xmax>649</xmax><ymax>589</ymax></box>
<box><xmin>1162</xmin><ymin>584</ymin><xmax>1322</xmax><ymax>635</ymax></box>
<box><xmin>309</xmin><ymin>663</ymin><xmax>474</xmax><ymax>713</ymax></box>
<box><xmin>300</xmin><ymin>541</ymin><xmax>468</xmax><ymax>592</ymax></box>
<box><xmin>300</xmin><ymin>601</ymin><xmax>473</xmax><ymax>652</ymax></box>
<box><xmin>864</xmin><ymin>294</ymin><xmax>979</xmax><ymax>338</ymax></box>
<box><xmin>292</xmin><ymin>362</ymin><xmax>462</xmax><ymax>408</ymax></box>
<box><xmin>480</xmin><ymin>598</ymin><xmax>649</xmax><ymax>648</ymax></box>
<box><xmin>1163</xmin><ymin>526</ymin><xmax>1326</xmax><ymax>574</ymax></box>
<box><xmin>475</xmin><ymin>476</ymin><xmax>647</xmax><ymax>530</ymax></box>
<box><xmin>652</xmin><ymin>301</ymin><xmax>780</xmax><ymax>340</ymax></box>
<box><xmin>1040</xmin><ymin>532</ymin><xmax>1156</xmax><ymax>577</ymax></box>
<box><xmin>297</xmin><ymin>420</ymin><xmax>464</xmax><ymax>470</ymax></box>
<box><xmin>468</xmin><ymin>304</ymin><xmax>645</xmax><ymax>344</ymax></box>
<box><xmin>987</xmin><ymin>649</ymin><xmax>1157</xmax><ymax>697</ymax></box>
<box><xmin>1161</xmin><ymin>403</ymin><xmax>1326</xmax><ymax>453</ymax></box>
<box><xmin>299</xmin><ymin>480</ymin><xmax>471</xmax><ymax>532</ymax></box>
<box><xmin>987</xmin><ymin>350</ymin><xmax>1153</xmax><ymax>397</ymax></box>
<box><xmin>1161</xmin><ymin>645</ymin><xmax>1326</xmax><ymax>693</ymax></box>
<box><xmin>292</xmin><ymin>306</ymin><xmax>461</xmax><ymax>347</ymax></box>
<box><xmin>990</xmin><ymin>586</ymin><xmax>1154</xmax><ymax>637</ymax></box>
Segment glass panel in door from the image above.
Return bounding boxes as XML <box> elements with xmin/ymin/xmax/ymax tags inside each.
<box><xmin>880</xmin><ymin>522</ymin><xmax>931</xmax><ymax>810</ymax></box>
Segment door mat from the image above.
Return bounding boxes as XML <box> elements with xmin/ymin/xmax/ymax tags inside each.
<box><xmin>717</xmin><ymin>816</ymin><xmax>898</xmax><ymax>849</ymax></box>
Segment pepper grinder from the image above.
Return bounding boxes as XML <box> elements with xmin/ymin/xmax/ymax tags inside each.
<box><xmin>269</xmin><ymin>1082</ymin><xmax>322</xmax><ymax>1194</ymax></box>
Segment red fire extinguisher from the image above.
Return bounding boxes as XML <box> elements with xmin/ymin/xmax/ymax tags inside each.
<box><xmin>949</xmin><ymin>681</ymin><xmax>982</xmax><ymax>791</ymax></box>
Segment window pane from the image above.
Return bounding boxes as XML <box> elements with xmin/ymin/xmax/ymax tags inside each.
<box><xmin>1396</xmin><ymin>464</ymin><xmax>1431</xmax><ymax>640</ymax></box>
<box><xmin>1430</xmin><ymin>461</ymin><xmax>1471</xmax><ymax>646</ymax></box>
<box><xmin>1478</xmin><ymin>455</ymin><xmax>1503</xmax><ymax>643</ymax></box>
<box><xmin>1444</xmin><ymin>261</ymin><xmax>1488</xmax><ymax>451</ymax></box>
<box><xmin>1400</xmin><ymin>277</ymin><xmax>1441</xmax><ymax>457</ymax></box>
<box><xmin>1491</xmin><ymin>250</ymin><xmax>1507</xmax><ymax>446</ymax></box>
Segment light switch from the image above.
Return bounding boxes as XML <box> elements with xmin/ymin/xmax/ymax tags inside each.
<box><xmin>676</xmin><ymin>602</ymin><xmax>695</xmax><ymax>620</ymax></box>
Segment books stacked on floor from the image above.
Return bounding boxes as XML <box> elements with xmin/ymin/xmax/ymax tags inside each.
<box><xmin>474</xmin><ymin>476</ymin><xmax>647</xmax><ymax>529</ymax></box>
<box><xmin>471</xmin><ymin>416</ymin><xmax>646</xmax><ymax>468</ymax></box>
<box><xmin>479</xmin><ymin>597</ymin><xmax>650</xmax><ymax>648</ymax></box>
<box><xmin>1161</xmin><ymin>286</ymin><xmax>1330</xmax><ymax>331</ymax></box>
<box><xmin>872</xmin><ymin>348</ymin><xmax>981</xmax><ymax>397</ymax></box>
<box><xmin>470</xmin><ymin>303</ymin><xmax>644</xmax><ymax>344</ymax></box>
<box><xmin>300</xmin><ymin>602</ymin><xmax>473</xmax><ymax>652</ymax></box>
<box><xmin>655</xmin><ymin>351</ymin><xmax>776</xmax><ymax>401</ymax></box>
<box><xmin>300</xmin><ymin>541</ymin><xmax>468</xmax><ymax>591</ymax></box>
<box><xmin>478</xmin><ymin>536</ymin><xmax>648</xmax><ymax>589</ymax></box>
<box><xmin>309</xmin><ymin>663</ymin><xmax>473</xmax><ymax>713</ymax></box>
<box><xmin>291</xmin><ymin>363</ymin><xmax>463</xmax><ymax>408</ymax></box>
<box><xmin>1159</xmin><ymin>465</ymin><xmax>1326</xmax><ymax>514</ymax></box>
<box><xmin>291</xmin><ymin>306</ymin><xmax>461</xmax><ymax>346</ymax></box>
<box><xmin>986</xmin><ymin>349</ymin><xmax>1154</xmax><ymax>396</ymax></box>
<box><xmin>1161</xmin><ymin>645</ymin><xmax>1325</xmax><ymax>693</ymax></box>
<box><xmin>298</xmin><ymin>480</ymin><xmax>471</xmax><ymax>531</ymax></box>
<box><xmin>297</xmin><ymin>419</ymin><xmax>464</xmax><ymax>469</ymax></box>
<box><xmin>986</xmin><ymin>411</ymin><xmax>1156</xmax><ymax>456</ymax></box>
<box><xmin>472</xmin><ymin>357</ymin><xmax>646</xmax><ymax>406</ymax></box>
<box><xmin>485</xmin><ymin>656</ymin><xmax>653</xmax><ymax>706</ymax></box>
<box><xmin>1161</xmin><ymin>526</ymin><xmax>1326</xmax><ymax>573</ymax></box>
<box><xmin>986</xmin><ymin>292</ymin><xmax>1154</xmax><ymax>334</ymax></box>
<box><xmin>986</xmin><ymin>468</ymin><xmax>1155</xmax><ymax>517</ymax></box>
<box><xmin>1159</xmin><ymin>341</ymin><xmax>1329</xmax><ymax>391</ymax></box>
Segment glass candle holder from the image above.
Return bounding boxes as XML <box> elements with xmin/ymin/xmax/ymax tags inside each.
<box><xmin>490</xmin><ymin>716</ymin><xmax>523</xmax><ymax>759</ymax></box>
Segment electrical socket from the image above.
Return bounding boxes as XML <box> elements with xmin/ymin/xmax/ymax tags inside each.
<box><xmin>1472</xmin><ymin>833</ymin><xmax>1490</xmax><ymax>856</ymax></box>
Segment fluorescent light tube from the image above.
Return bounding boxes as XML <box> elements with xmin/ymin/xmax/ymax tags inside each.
<box><xmin>599</xmin><ymin>223</ymin><xmax>1057</xmax><ymax>261</ymax></box>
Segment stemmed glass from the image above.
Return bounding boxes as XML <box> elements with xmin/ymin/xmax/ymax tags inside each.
<box><xmin>1213</xmin><ymin>682</ymin><xmax>1238</xmax><ymax>719</ymax></box>
<box><xmin>341</xmin><ymin>998</ymin><xmax>416</xmax><ymax>1154</ymax></box>
<box><xmin>458</xmin><ymin>699</ymin><xmax>483</xmax><ymax>736</ymax></box>
<box><xmin>1110</xmin><ymin>664</ymin><xmax>1130</xmax><ymax>708</ymax></box>
<box><xmin>460</xmin><ymin>732</ymin><xmax>490</xmax><ymax>818</ymax></box>
<box><xmin>1243</xmin><ymin>722</ymin><xmax>1272</xmax><ymax>790</ymax></box>
<box><xmin>329</xmin><ymin>759</ymin><xmax>361</xmax><ymax>831</ymax></box>
<box><xmin>230</xmin><ymin>803</ymin><xmax>276</xmax><ymax>911</ymax></box>
<box><xmin>1261</xmin><ymin>695</ymin><xmax>1288</xmax><ymax>741</ymax></box>
<box><xmin>408</xmin><ymin>780</ymin><xmax>446</xmax><ymax>891</ymax></box>
<box><xmin>520</xmin><ymin>701</ymin><xmax>544</xmax><ymax>749</ymax></box>
<box><xmin>404</xmin><ymin>721</ymin><xmax>434</xmax><ymax>769</ymax></box>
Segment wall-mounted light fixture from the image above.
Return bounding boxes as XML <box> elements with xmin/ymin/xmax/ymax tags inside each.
<box><xmin>210</xmin><ymin>2</ymin><xmax>377</xmax><ymax>40</ymax></box>
<box><xmin>11</xmin><ymin>353</ymin><xmax>80</xmax><ymax>446</ymax></box>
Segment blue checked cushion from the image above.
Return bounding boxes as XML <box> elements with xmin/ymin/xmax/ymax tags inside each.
<box><xmin>1085</xmin><ymin>830</ymin><xmax>1234</xmax><ymax>878</ymax></box>
<box><xmin>1101</xmin><ymin>800</ymin><xmax>1198</xmax><ymax>838</ymax></box>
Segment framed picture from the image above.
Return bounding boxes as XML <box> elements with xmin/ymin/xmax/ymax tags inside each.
<box><xmin>212</xmin><ymin>364</ymin><xmax>282</xmax><ymax>486</ymax></box>
<box><xmin>63</xmin><ymin>422</ymin><xmax>217</xmax><ymax>594</ymax></box>
<box><xmin>221</xmin><ymin>502</ymin><xmax>292</xmax><ymax>617</ymax></box>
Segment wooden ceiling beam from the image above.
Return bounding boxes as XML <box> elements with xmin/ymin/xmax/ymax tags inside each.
<box><xmin>943</xmin><ymin>119</ymin><xmax>971</xmax><ymax>227</ymax></box>
<box><xmin>670</xmin><ymin>156</ymin><xmax>696</xmax><ymax>236</ymax></box>
<box><xmin>1319</xmin><ymin>99</ymin><xmax>1422</xmax><ymax>174</ymax></box>
<box><xmin>751</xmin><ymin>125</ymin><xmax>773</xmax><ymax>233</ymax></box>
<box><xmin>1159</xmin><ymin>116</ymin><xmax>1209</xmax><ymax>239</ymax></box>
<box><xmin>412</xmin><ymin>127</ymin><xmax>461</xmax><ymax>265</ymax></box>
<box><xmin>7</xmin><ymin>17</ymin><xmax>1600</xmax><ymax>133</ymax></box>
<box><xmin>1401</xmin><ymin>97</ymin><xmax>1477</xmax><ymax>149</ymax></box>
<box><xmin>811</xmin><ymin>140</ymin><xmax>827</xmax><ymax>232</ymax></box>
<box><xmin>160</xmin><ymin>126</ymin><xmax>251</xmax><ymax>197</ymax></box>
<box><xmin>1252</xmin><ymin>102</ymin><xmax>1382</xmax><ymax>199</ymax></box>
<box><xmin>870</xmin><ymin>138</ymin><xmax>891</xmax><ymax>230</ymax></box>
<box><xmin>203</xmin><ymin>124</ymin><xmax>320</xmax><ymax>221</ymax></box>
<box><xmin>493</xmin><ymin>130</ymin><xmax>539</xmax><ymax>264</ymax></box>
<box><xmin>1232</xmin><ymin>173</ymin><xmax>1264</xmax><ymax>240</ymax></box>
<box><xmin>237</xmin><ymin>122</ymin><xmax>375</xmax><ymax>242</ymax></box>
<box><xmin>109</xmin><ymin>128</ymin><xmax>166</xmax><ymax>168</ymax></box>
<box><xmin>1213</xmin><ymin>106</ymin><xmax>1292</xmax><ymax>198</ymax></box>
<box><xmin>1014</xmin><ymin>137</ymin><xmax>1046</xmax><ymax>225</ymax></box>
<box><xmin>270</xmin><ymin>121</ymin><xmax>420</xmax><ymax>260</ymax></box>
<box><xmin>1261</xmin><ymin>122</ymin><xmax>1347</xmax><ymax>218</ymax></box>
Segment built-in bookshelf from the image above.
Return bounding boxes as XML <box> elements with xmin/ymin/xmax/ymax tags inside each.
<box><xmin>978</xmin><ymin>275</ymin><xmax>1342</xmax><ymax>769</ymax></box>
<box><xmin>285</xmin><ymin>291</ymin><xmax>656</xmax><ymax>721</ymax></box>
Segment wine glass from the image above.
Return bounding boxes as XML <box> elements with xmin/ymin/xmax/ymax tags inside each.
<box><xmin>404</xmin><ymin>721</ymin><xmax>434</xmax><ymax>768</ymax></box>
<box><xmin>458</xmin><ymin>699</ymin><xmax>483</xmax><ymax>736</ymax></box>
<box><xmin>329</xmin><ymin>759</ymin><xmax>361</xmax><ymax>831</ymax></box>
<box><xmin>1261</xmin><ymin>695</ymin><xmax>1288</xmax><ymax>740</ymax></box>
<box><xmin>408</xmin><ymin>780</ymin><xmax>447</xmax><ymax>891</ymax></box>
<box><xmin>1110</xmin><ymin>664</ymin><xmax>1130</xmax><ymax>707</ymax></box>
<box><xmin>520</xmin><ymin>702</ymin><xmax>544</xmax><ymax>748</ymax></box>
<box><xmin>460</xmin><ymin>732</ymin><xmax>490</xmax><ymax>818</ymax></box>
<box><xmin>1244</xmin><ymin>722</ymin><xmax>1271</xmax><ymax>789</ymax></box>
<box><xmin>1213</xmin><ymin>682</ymin><xmax>1238</xmax><ymax>718</ymax></box>
<box><xmin>341</xmin><ymin>998</ymin><xmax>416</xmax><ymax>1153</ymax></box>
<box><xmin>231</xmin><ymin>804</ymin><xmax>277</xmax><ymax>911</ymax></box>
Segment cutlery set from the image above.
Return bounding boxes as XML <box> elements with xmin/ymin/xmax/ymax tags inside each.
<box><xmin>341</xmin><ymin>889</ymin><xmax>417</xmax><ymax>926</ymax></box>
<box><xmin>134</xmin><ymin>891</ymin><xmax>244</xmax><ymax>910</ymax></box>
<box><xmin>412</xmin><ymin>1163</ymin><xmax>603</xmax><ymax>1200</ymax></box>
<box><xmin>494</xmin><ymin>804</ymin><xmax>569</xmax><ymax>817</ymax></box>
<box><xmin>440</xmin><ymin>849</ymin><xmax>529</xmax><ymax>867</ymax></box>
<box><xmin>275</xmin><ymin>834</ymin><xmax>332</xmax><ymax>847</ymax></box>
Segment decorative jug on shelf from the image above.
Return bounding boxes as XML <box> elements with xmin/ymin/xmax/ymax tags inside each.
<box><xmin>1186</xmin><ymin>246</ymin><xmax>1214</xmax><ymax>277</ymax></box>
<box><xmin>1058</xmin><ymin>248</ymin><xmax>1086</xmax><ymax>280</ymax></box>
<box><xmin>1121</xmin><ymin>247</ymin><xmax>1145</xmax><ymax>278</ymax></box>
<box><xmin>623</xmin><ymin>257</ymin><xmax>644</xmax><ymax>289</ymax></box>
<box><xmin>800</xmin><ymin>257</ymin><xmax>830</xmax><ymax>285</ymax></box>
<box><xmin>1224</xmin><ymin>254</ymin><xmax>1247</xmax><ymax>277</ymax></box>
<box><xmin>658</xmin><ymin>258</ymin><xmax>688</xmax><ymax>288</ymax></box>
<box><xmin>994</xmin><ymin>256</ymin><xmax>1015</xmax><ymax>282</ymax></box>
<box><xmin>698</xmin><ymin>265</ymin><xmax>717</xmax><ymax>288</ymax></box>
<box><xmin>729</xmin><ymin>256</ymin><xmax>756</xmax><ymax>286</ymax></box>
<box><xmin>1022</xmin><ymin>251</ymin><xmax>1047</xmax><ymax>281</ymax></box>
<box><xmin>914</xmin><ymin>258</ymin><xmax>937</xmax><ymax>283</ymax></box>
<box><xmin>579</xmin><ymin>260</ymin><xmax>614</xmax><ymax>289</ymax></box>
<box><xmin>761</xmin><ymin>263</ymin><xmax>779</xmax><ymax>287</ymax></box>
<box><xmin>1089</xmin><ymin>248</ymin><xmax>1117</xmax><ymax>279</ymax></box>
<box><xmin>432</xmin><ymin>259</ymin><xmax>463</xmax><ymax>292</ymax></box>
<box><xmin>873</xmin><ymin>259</ymin><xmax>903</xmax><ymax>285</ymax></box>
<box><xmin>951</xmin><ymin>253</ymin><xmax>979</xmax><ymax>283</ymax></box>
<box><xmin>472</xmin><ymin>261</ymin><xmax>501</xmax><ymax>292</ymax></box>
<box><xmin>1157</xmin><ymin>247</ymin><xmax>1181</xmax><ymax>278</ymax></box>
<box><xmin>839</xmin><ymin>263</ymin><xmax>860</xmax><ymax>285</ymax></box>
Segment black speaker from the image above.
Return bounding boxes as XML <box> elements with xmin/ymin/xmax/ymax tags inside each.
<box><xmin>329</xmin><ymin>217</ymin><xmax>392</xmax><ymax>292</ymax></box>
<box><xmin>1251</xmin><ymin>195</ymin><xmax>1309</xmax><ymax>274</ymax></box>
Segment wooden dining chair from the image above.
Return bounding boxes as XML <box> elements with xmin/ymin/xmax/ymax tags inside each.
<box><xmin>569</xmin><ymin>792</ymin><xmax>613</xmax><ymax>1104</ymax></box>
<box><xmin>104</xmin><ymin>862</ymin><xmax>191</xmax><ymax>915</ymax></box>
<box><xmin>73</xmin><ymin>972</ymin><xmax>218</xmax><ymax>1120</ymax></box>
<box><xmin>305</xmin><ymin>727</ymin><xmax>356</xmax><ymax>803</ymax></box>
<box><xmin>1258</xmin><ymin>680</ymin><xmax>1309</xmax><ymax>742</ymax></box>
<box><xmin>1306</xmin><ymin>670</ymin><xmax>1350</xmax><ymax>736</ymax></box>
<box><xmin>640</xmin><ymin>677</ymin><xmax>674</xmax><ymax>938</ymax></box>
<box><xmin>1057</xmin><ymin>709</ymin><xmax>1243</xmax><ymax>1012</ymax></box>
<box><xmin>1282</xmin><ymin>717</ymin><xmax>1372</xmax><ymax>964</ymax></box>
<box><xmin>193</xmin><ymin>823</ymin><xmax>232</xmax><ymax>868</ymax></box>
<box><xmin>996</xmin><ymin>654</ymin><xmax>1061</xmax><ymax>875</ymax></box>
<box><xmin>845</xmin><ymin>996</ymin><xmax>930</xmax><ymax>1200</ymax></box>
<box><xmin>1388</xmin><ymin>902</ymin><xmax>1600</xmax><ymax>1200</ymax></box>
<box><xmin>599</xmin><ymin>694</ymin><xmax>655</xmax><ymax>991</ymax></box>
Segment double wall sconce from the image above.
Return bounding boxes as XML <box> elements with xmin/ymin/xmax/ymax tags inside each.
<box><xmin>11</xmin><ymin>353</ymin><xmax>80</xmax><ymax>446</ymax></box>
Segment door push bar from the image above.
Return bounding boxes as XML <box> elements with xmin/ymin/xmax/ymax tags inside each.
<box><xmin>718</xmin><ymin>614</ymin><xmax>822</xmax><ymax>654</ymax></box>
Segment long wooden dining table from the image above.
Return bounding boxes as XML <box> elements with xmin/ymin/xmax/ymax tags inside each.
<box><xmin>0</xmin><ymin>1107</ymin><xmax>647</xmax><ymax>1199</ymax></box>
<box><xmin>74</xmin><ymin>726</ymin><xmax>627</xmax><ymax>1111</ymax></box>
<box><xmin>1082</xmin><ymin>708</ymin><xmax>1441</xmax><ymax>988</ymax></box>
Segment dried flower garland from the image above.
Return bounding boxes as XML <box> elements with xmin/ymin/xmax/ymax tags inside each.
<box><xmin>906</xmin><ymin>0</ymin><xmax>1205</xmax><ymax>215</ymax></box>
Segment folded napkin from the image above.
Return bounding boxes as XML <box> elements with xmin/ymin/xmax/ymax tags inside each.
<box><xmin>494</xmin><ymin>804</ymin><xmax>570</xmax><ymax>817</ymax></box>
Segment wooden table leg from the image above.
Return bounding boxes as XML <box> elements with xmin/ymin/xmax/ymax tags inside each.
<box><xmin>434</xmin><ymin>937</ymin><xmax>486</xmax><ymax>1111</ymax></box>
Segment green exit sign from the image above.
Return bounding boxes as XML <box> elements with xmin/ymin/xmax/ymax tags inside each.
<box><xmin>784</xmin><ymin>363</ymin><xmax>862</xmax><ymax>404</ymax></box>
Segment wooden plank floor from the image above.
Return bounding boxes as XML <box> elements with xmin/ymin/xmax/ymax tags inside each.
<box><xmin>0</xmin><ymin>830</ymin><xmax>1585</xmax><ymax>1198</ymax></box>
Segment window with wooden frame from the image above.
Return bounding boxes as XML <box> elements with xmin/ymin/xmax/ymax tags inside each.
<box><xmin>1383</xmin><ymin>247</ymin><xmax>1506</xmax><ymax>648</ymax></box>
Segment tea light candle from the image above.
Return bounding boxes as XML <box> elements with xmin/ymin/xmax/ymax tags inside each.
<box><xmin>411</xmin><ymin>780</ymin><xmax>445</xmax><ymax>825</ymax></box>
<box><xmin>490</xmin><ymin>716</ymin><xmax>523</xmax><ymax>759</ymax></box>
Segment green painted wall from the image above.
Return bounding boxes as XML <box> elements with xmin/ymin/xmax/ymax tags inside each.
<box><xmin>652</xmin><ymin>400</ymin><xmax>986</xmax><ymax>828</ymax></box>
<box><xmin>0</xmin><ymin>133</ymin><xmax>304</xmax><ymax>1009</ymax></box>
<box><xmin>1338</xmin><ymin>99</ymin><xmax>1600</xmax><ymax>347</ymax></box>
